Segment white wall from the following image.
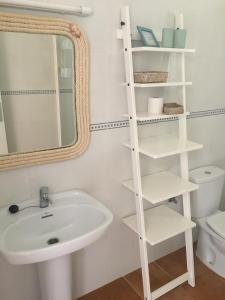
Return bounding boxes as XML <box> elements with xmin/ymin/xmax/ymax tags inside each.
<box><xmin>0</xmin><ymin>0</ymin><xmax>225</xmax><ymax>299</ymax></box>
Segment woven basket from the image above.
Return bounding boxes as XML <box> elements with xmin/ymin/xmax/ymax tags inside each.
<box><xmin>134</xmin><ymin>71</ymin><xmax>168</xmax><ymax>83</ymax></box>
<box><xmin>163</xmin><ymin>103</ymin><xmax>184</xmax><ymax>115</ymax></box>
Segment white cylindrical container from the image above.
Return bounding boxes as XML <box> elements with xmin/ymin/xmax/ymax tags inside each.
<box><xmin>175</xmin><ymin>13</ymin><xmax>184</xmax><ymax>29</ymax></box>
<box><xmin>148</xmin><ymin>97</ymin><xmax>164</xmax><ymax>114</ymax></box>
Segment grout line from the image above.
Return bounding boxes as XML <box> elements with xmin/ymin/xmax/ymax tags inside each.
<box><xmin>154</xmin><ymin>260</ymin><xmax>175</xmax><ymax>280</ymax></box>
<box><xmin>154</xmin><ymin>250</ymin><xmax>189</xmax><ymax>289</ymax></box>
<box><xmin>151</xmin><ymin>261</ymin><xmax>192</xmax><ymax>298</ymax></box>
<box><xmin>123</xmin><ymin>273</ymin><xmax>143</xmax><ymax>299</ymax></box>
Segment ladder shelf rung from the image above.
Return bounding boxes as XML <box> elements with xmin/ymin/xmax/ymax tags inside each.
<box><xmin>123</xmin><ymin>171</ymin><xmax>198</xmax><ymax>204</ymax></box>
<box><xmin>123</xmin><ymin>136</ymin><xmax>203</xmax><ymax>159</ymax></box>
<box><xmin>134</xmin><ymin>82</ymin><xmax>192</xmax><ymax>88</ymax></box>
<box><xmin>131</xmin><ymin>47</ymin><xmax>196</xmax><ymax>54</ymax></box>
<box><xmin>151</xmin><ymin>273</ymin><xmax>189</xmax><ymax>300</ymax></box>
<box><xmin>123</xmin><ymin>112</ymin><xmax>189</xmax><ymax>121</ymax></box>
<box><xmin>123</xmin><ymin>205</ymin><xmax>196</xmax><ymax>246</ymax></box>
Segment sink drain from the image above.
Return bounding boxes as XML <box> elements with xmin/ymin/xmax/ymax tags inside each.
<box><xmin>47</xmin><ymin>238</ymin><xmax>59</xmax><ymax>245</ymax></box>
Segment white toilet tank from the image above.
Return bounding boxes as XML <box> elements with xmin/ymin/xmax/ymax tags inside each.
<box><xmin>190</xmin><ymin>166</ymin><xmax>225</xmax><ymax>218</ymax></box>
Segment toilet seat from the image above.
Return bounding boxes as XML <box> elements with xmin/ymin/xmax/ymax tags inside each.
<box><xmin>207</xmin><ymin>211</ymin><xmax>225</xmax><ymax>240</ymax></box>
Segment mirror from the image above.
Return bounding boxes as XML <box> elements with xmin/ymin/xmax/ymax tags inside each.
<box><xmin>0</xmin><ymin>32</ymin><xmax>76</xmax><ymax>155</ymax></box>
<box><xmin>0</xmin><ymin>13</ymin><xmax>89</xmax><ymax>170</ymax></box>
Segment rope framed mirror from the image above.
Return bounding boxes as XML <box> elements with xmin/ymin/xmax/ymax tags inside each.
<box><xmin>0</xmin><ymin>12</ymin><xmax>89</xmax><ymax>170</ymax></box>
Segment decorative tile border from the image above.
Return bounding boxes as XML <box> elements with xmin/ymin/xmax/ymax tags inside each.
<box><xmin>1</xmin><ymin>90</ymin><xmax>56</xmax><ymax>96</ymax></box>
<box><xmin>90</xmin><ymin>120</ymin><xmax>129</xmax><ymax>131</ymax></box>
<box><xmin>188</xmin><ymin>108</ymin><xmax>225</xmax><ymax>119</ymax></box>
<box><xmin>59</xmin><ymin>88</ymin><xmax>73</xmax><ymax>94</ymax></box>
<box><xmin>0</xmin><ymin>90</ymin><xmax>224</xmax><ymax>130</ymax></box>
<box><xmin>90</xmin><ymin>108</ymin><xmax>225</xmax><ymax>132</ymax></box>
<box><xmin>0</xmin><ymin>89</ymin><xmax>73</xmax><ymax>96</ymax></box>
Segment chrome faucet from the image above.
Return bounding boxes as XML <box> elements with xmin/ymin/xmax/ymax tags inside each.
<box><xmin>40</xmin><ymin>186</ymin><xmax>50</xmax><ymax>208</ymax></box>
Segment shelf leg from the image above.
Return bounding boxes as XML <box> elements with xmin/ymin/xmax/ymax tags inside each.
<box><xmin>180</xmin><ymin>151</ymin><xmax>195</xmax><ymax>287</ymax></box>
<box><xmin>185</xmin><ymin>227</ymin><xmax>195</xmax><ymax>287</ymax></box>
<box><xmin>120</xmin><ymin>5</ymin><xmax>152</xmax><ymax>300</ymax></box>
<box><xmin>138</xmin><ymin>238</ymin><xmax>151</xmax><ymax>300</ymax></box>
<box><xmin>179</xmin><ymin>28</ymin><xmax>196</xmax><ymax>287</ymax></box>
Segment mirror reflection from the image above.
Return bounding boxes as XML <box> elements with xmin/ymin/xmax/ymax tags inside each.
<box><xmin>0</xmin><ymin>32</ymin><xmax>76</xmax><ymax>156</ymax></box>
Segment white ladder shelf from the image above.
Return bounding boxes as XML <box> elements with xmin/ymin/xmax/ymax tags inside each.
<box><xmin>118</xmin><ymin>6</ymin><xmax>203</xmax><ymax>300</ymax></box>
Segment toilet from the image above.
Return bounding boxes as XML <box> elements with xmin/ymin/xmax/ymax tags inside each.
<box><xmin>190</xmin><ymin>166</ymin><xmax>225</xmax><ymax>278</ymax></box>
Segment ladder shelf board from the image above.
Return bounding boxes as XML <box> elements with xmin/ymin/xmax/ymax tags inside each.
<box><xmin>134</xmin><ymin>82</ymin><xmax>192</xmax><ymax>88</ymax></box>
<box><xmin>123</xmin><ymin>205</ymin><xmax>196</xmax><ymax>246</ymax></box>
<box><xmin>124</xmin><ymin>136</ymin><xmax>203</xmax><ymax>159</ymax></box>
<box><xmin>123</xmin><ymin>171</ymin><xmax>198</xmax><ymax>204</ymax></box>
<box><xmin>119</xmin><ymin>5</ymin><xmax>198</xmax><ymax>298</ymax></box>
<box><xmin>123</xmin><ymin>112</ymin><xmax>189</xmax><ymax>121</ymax></box>
<box><xmin>132</xmin><ymin>47</ymin><xmax>196</xmax><ymax>53</ymax></box>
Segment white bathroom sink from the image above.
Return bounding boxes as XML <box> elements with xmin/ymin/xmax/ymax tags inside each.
<box><xmin>0</xmin><ymin>190</ymin><xmax>113</xmax><ymax>265</ymax></box>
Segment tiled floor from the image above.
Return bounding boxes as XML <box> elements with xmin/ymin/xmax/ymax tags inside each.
<box><xmin>78</xmin><ymin>247</ymin><xmax>225</xmax><ymax>300</ymax></box>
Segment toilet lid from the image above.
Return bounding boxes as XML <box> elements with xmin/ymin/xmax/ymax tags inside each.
<box><xmin>207</xmin><ymin>212</ymin><xmax>225</xmax><ymax>239</ymax></box>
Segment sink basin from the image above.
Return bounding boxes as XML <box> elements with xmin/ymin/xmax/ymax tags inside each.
<box><xmin>0</xmin><ymin>190</ymin><xmax>113</xmax><ymax>265</ymax></box>
<box><xmin>0</xmin><ymin>190</ymin><xmax>113</xmax><ymax>300</ymax></box>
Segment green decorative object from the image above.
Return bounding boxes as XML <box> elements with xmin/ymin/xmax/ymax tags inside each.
<box><xmin>174</xmin><ymin>29</ymin><xmax>187</xmax><ymax>48</ymax></box>
<box><xmin>162</xmin><ymin>28</ymin><xmax>174</xmax><ymax>48</ymax></box>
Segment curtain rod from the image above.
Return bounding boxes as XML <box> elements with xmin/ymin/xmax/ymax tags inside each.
<box><xmin>0</xmin><ymin>0</ymin><xmax>92</xmax><ymax>16</ymax></box>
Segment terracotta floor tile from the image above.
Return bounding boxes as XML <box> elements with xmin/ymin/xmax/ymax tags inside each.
<box><xmin>155</xmin><ymin>247</ymin><xmax>187</xmax><ymax>278</ymax></box>
<box><xmin>157</xmin><ymin>286</ymin><xmax>196</xmax><ymax>300</ymax></box>
<box><xmin>125</xmin><ymin>262</ymin><xmax>171</xmax><ymax>298</ymax></box>
<box><xmin>183</xmin><ymin>263</ymin><xmax>225</xmax><ymax>300</ymax></box>
<box><xmin>78</xmin><ymin>278</ymin><xmax>141</xmax><ymax>300</ymax></box>
<box><xmin>79</xmin><ymin>246</ymin><xmax>225</xmax><ymax>300</ymax></box>
<box><xmin>156</xmin><ymin>247</ymin><xmax>225</xmax><ymax>300</ymax></box>
<box><xmin>155</xmin><ymin>247</ymin><xmax>203</xmax><ymax>279</ymax></box>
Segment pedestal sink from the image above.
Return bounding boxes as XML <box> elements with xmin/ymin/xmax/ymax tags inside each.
<box><xmin>0</xmin><ymin>190</ymin><xmax>113</xmax><ymax>300</ymax></box>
